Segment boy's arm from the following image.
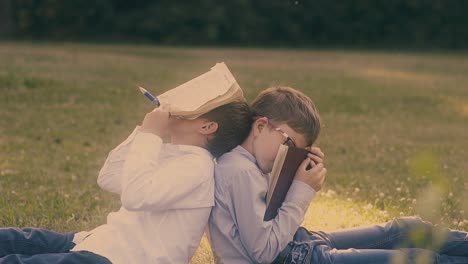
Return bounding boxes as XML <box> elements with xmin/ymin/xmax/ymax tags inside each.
<box><xmin>119</xmin><ymin>131</ymin><xmax>213</xmax><ymax>211</ymax></box>
<box><xmin>229</xmin><ymin>168</ymin><xmax>315</xmax><ymax>263</ymax></box>
<box><xmin>97</xmin><ymin>126</ymin><xmax>140</xmax><ymax>194</ymax></box>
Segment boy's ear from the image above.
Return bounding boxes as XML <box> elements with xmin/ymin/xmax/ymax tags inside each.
<box><xmin>253</xmin><ymin>117</ymin><xmax>268</xmax><ymax>136</ymax></box>
<box><xmin>198</xmin><ymin>121</ymin><xmax>218</xmax><ymax>135</ymax></box>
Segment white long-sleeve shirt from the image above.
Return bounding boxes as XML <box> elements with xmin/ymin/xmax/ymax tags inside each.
<box><xmin>71</xmin><ymin>127</ymin><xmax>215</xmax><ymax>264</ymax></box>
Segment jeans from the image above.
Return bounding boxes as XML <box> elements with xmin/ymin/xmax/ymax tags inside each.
<box><xmin>0</xmin><ymin>228</ymin><xmax>111</xmax><ymax>264</ymax></box>
<box><xmin>275</xmin><ymin>217</ymin><xmax>468</xmax><ymax>264</ymax></box>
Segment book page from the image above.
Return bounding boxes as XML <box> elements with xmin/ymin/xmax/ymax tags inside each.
<box><xmin>157</xmin><ymin>62</ymin><xmax>237</xmax><ymax>112</ymax></box>
<box><xmin>266</xmin><ymin>144</ymin><xmax>288</xmax><ymax>206</ymax></box>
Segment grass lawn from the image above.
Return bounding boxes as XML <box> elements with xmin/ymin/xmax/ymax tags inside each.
<box><xmin>0</xmin><ymin>42</ymin><xmax>467</xmax><ymax>263</ymax></box>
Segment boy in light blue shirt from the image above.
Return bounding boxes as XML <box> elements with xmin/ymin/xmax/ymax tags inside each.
<box><xmin>208</xmin><ymin>86</ymin><xmax>468</xmax><ymax>264</ymax></box>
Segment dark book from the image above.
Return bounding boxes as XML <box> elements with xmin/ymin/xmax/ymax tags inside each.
<box><xmin>264</xmin><ymin>144</ymin><xmax>309</xmax><ymax>221</ymax></box>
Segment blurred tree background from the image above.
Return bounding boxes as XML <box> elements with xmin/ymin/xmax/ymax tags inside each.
<box><xmin>1</xmin><ymin>0</ymin><xmax>467</xmax><ymax>48</ymax></box>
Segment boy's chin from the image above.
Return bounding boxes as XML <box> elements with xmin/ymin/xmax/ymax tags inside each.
<box><xmin>168</xmin><ymin>135</ymin><xmax>201</xmax><ymax>147</ymax></box>
<box><xmin>258</xmin><ymin>163</ymin><xmax>273</xmax><ymax>174</ymax></box>
<box><xmin>160</xmin><ymin>134</ymin><xmax>172</xmax><ymax>143</ymax></box>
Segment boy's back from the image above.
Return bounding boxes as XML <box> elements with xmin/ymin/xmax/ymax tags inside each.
<box><xmin>209</xmin><ymin>146</ymin><xmax>315</xmax><ymax>264</ymax></box>
<box><xmin>72</xmin><ymin>128</ymin><xmax>215</xmax><ymax>263</ymax></box>
<box><xmin>209</xmin><ymin>146</ymin><xmax>262</xmax><ymax>263</ymax></box>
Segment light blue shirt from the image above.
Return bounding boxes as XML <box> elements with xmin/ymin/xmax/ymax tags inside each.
<box><xmin>208</xmin><ymin>145</ymin><xmax>316</xmax><ymax>264</ymax></box>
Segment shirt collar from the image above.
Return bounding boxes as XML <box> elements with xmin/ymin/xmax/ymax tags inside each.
<box><xmin>231</xmin><ymin>145</ymin><xmax>256</xmax><ymax>163</ymax></box>
<box><xmin>169</xmin><ymin>143</ymin><xmax>214</xmax><ymax>159</ymax></box>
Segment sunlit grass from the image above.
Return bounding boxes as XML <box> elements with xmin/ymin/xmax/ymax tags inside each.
<box><xmin>441</xmin><ymin>96</ymin><xmax>468</xmax><ymax>118</ymax></box>
<box><xmin>0</xmin><ymin>42</ymin><xmax>466</xmax><ymax>263</ymax></box>
<box><xmin>192</xmin><ymin>194</ymin><xmax>396</xmax><ymax>263</ymax></box>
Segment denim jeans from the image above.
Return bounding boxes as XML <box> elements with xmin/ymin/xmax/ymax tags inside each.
<box><xmin>275</xmin><ymin>217</ymin><xmax>468</xmax><ymax>264</ymax></box>
<box><xmin>0</xmin><ymin>228</ymin><xmax>111</xmax><ymax>264</ymax></box>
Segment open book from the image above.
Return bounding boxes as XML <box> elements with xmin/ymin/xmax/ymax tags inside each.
<box><xmin>264</xmin><ymin>144</ymin><xmax>309</xmax><ymax>221</ymax></box>
<box><xmin>146</xmin><ymin>62</ymin><xmax>244</xmax><ymax>119</ymax></box>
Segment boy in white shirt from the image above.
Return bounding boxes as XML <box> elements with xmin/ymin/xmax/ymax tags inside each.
<box><xmin>0</xmin><ymin>100</ymin><xmax>252</xmax><ymax>264</ymax></box>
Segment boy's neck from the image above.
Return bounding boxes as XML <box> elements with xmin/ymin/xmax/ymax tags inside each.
<box><xmin>240</xmin><ymin>134</ymin><xmax>255</xmax><ymax>156</ymax></box>
<box><xmin>171</xmin><ymin>135</ymin><xmax>205</xmax><ymax>149</ymax></box>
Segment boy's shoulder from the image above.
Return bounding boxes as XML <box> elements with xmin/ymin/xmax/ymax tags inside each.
<box><xmin>168</xmin><ymin>144</ymin><xmax>215</xmax><ymax>176</ymax></box>
<box><xmin>215</xmin><ymin>146</ymin><xmax>260</xmax><ymax>179</ymax></box>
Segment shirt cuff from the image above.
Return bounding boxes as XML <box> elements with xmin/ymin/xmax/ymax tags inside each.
<box><xmin>132</xmin><ymin>130</ymin><xmax>163</xmax><ymax>153</ymax></box>
<box><xmin>284</xmin><ymin>180</ymin><xmax>316</xmax><ymax>212</ymax></box>
<box><xmin>121</xmin><ymin>130</ymin><xmax>163</xmax><ymax>187</ymax></box>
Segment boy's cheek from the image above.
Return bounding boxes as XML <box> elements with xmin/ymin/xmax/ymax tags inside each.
<box><xmin>257</xmin><ymin>159</ymin><xmax>273</xmax><ymax>174</ymax></box>
<box><xmin>262</xmin><ymin>149</ymin><xmax>281</xmax><ymax>173</ymax></box>
<box><xmin>168</xmin><ymin>117</ymin><xmax>180</xmax><ymax>127</ymax></box>
<box><xmin>168</xmin><ymin>119</ymin><xmax>185</xmax><ymax>134</ymax></box>
<box><xmin>269</xmin><ymin>143</ymin><xmax>282</xmax><ymax>160</ymax></box>
<box><xmin>266</xmin><ymin>144</ymin><xmax>282</xmax><ymax>172</ymax></box>
<box><xmin>254</xmin><ymin>134</ymin><xmax>281</xmax><ymax>172</ymax></box>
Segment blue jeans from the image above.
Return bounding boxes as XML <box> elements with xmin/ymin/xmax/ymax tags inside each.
<box><xmin>0</xmin><ymin>228</ymin><xmax>111</xmax><ymax>263</ymax></box>
<box><xmin>275</xmin><ymin>217</ymin><xmax>468</xmax><ymax>264</ymax></box>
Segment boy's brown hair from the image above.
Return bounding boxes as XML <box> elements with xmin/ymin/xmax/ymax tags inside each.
<box><xmin>251</xmin><ymin>86</ymin><xmax>321</xmax><ymax>146</ymax></box>
<box><xmin>201</xmin><ymin>100</ymin><xmax>252</xmax><ymax>158</ymax></box>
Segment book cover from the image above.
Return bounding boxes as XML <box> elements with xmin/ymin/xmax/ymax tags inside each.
<box><xmin>264</xmin><ymin>144</ymin><xmax>309</xmax><ymax>221</ymax></box>
<box><xmin>155</xmin><ymin>62</ymin><xmax>244</xmax><ymax>119</ymax></box>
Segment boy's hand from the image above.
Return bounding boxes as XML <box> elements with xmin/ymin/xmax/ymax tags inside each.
<box><xmin>306</xmin><ymin>146</ymin><xmax>325</xmax><ymax>164</ymax></box>
<box><xmin>139</xmin><ymin>108</ymin><xmax>170</xmax><ymax>137</ymax></box>
<box><xmin>294</xmin><ymin>152</ymin><xmax>327</xmax><ymax>192</ymax></box>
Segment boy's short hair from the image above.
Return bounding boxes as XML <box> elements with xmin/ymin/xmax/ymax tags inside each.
<box><xmin>251</xmin><ymin>86</ymin><xmax>321</xmax><ymax>146</ymax></box>
<box><xmin>201</xmin><ymin>100</ymin><xmax>252</xmax><ymax>158</ymax></box>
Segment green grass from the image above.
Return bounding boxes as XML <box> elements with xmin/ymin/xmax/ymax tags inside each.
<box><xmin>0</xmin><ymin>42</ymin><xmax>467</xmax><ymax>263</ymax></box>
